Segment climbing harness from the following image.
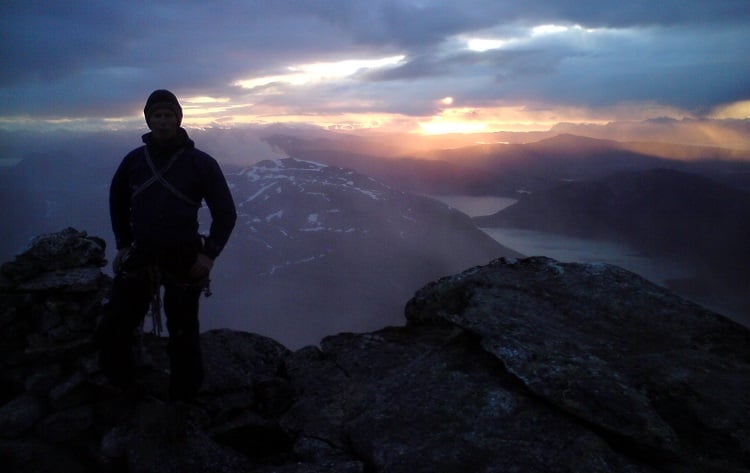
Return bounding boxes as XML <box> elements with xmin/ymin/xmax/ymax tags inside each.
<box><xmin>146</xmin><ymin>265</ymin><xmax>163</xmax><ymax>336</ymax></box>
<box><xmin>127</xmin><ymin>147</ymin><xmax>206</xmax><ymax>336</ymax></box>
<box><xmin>131</xmin><ymin>147</ymin><xmax>201</xmax><ymax>207</ymax></box>
<box><xmin>119</xmin><ymin>245</ymin><xmax>212</xmax><ymax>337</ymax></box>
<box><xmin>144</xmin><ymin>268</ymin><xmax>212</xmax><ymax>337</ymax></box>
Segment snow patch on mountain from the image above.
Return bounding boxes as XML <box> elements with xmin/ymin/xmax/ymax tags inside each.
<box><xmin>222</xmin><ymin>157</ymin><xmax>517</xmax><ymax>286</ymax></box>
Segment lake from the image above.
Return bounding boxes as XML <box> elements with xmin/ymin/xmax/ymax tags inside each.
<box><xmin>430</xmin><ymin>194</ymin><xmax>691</xmax><ymax>287</ymax></box>
<box><xmin>431</xmin><ymin>194</ymin><xmax>750</xmax><ymax>327</ymax></box>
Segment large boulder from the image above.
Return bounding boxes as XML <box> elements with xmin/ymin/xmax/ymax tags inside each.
<box><xmin>404</xmin><ymin>256</ymin><xmax>750</xmax><ymax>472</ymax></box>
<box><xmin>0</xmin><ymin>228</ymin><xmax>110</xmax><ymax>387</ymax></box>
<box><xmin>1</xmin><ymin>229</ymin><xmax>748</xmax><ymax>472</ymax></box>
<box><xmin>1</xmin><ymin>227</ymin><xmax>106</xmax><ymax>284</ymax></box>
<box><xmin>278</xmin><ymin>257</ymin><xmax>749</xmax><ymax>473</ymax></box>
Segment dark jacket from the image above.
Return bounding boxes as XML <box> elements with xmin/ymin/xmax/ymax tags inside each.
<box><xmin>110</xmin><ymin>128</ymin><xmax>237</xmax><ymax>259</ymax></box>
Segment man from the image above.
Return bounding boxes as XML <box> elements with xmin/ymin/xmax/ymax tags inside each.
<box><xmin>97</xmin><ymin>89</ymin><xmax>237</xmax><ymax>401</ymax></box>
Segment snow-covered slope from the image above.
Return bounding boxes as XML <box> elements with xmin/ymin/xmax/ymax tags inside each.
<box><xmin>205</xmin><ymin>158</ymin><xmax>519</xmax><ymax>348</ymax></box>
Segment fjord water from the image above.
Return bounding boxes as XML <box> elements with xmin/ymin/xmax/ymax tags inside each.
<box><xmin>434</xmin><ymin>194</ymin><xmax>750</xmax><ymax>327</ymax></box>
<box><xmin>432</xmin><ymin>195</ymin><xmax>692</xmax><ymax>287</ymax></box>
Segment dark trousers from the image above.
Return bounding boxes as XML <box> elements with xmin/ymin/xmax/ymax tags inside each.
<box><xmin>96</xmin><ymin>243</ymin><xmax>204</xmax><ymax>401</ymax></box>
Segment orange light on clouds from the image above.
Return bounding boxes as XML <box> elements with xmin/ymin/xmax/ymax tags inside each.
<box><xmin>419</xmin><ymin>116</ymin><xmax>487</xmax><ymax>135</ymax></box>
<box><xmin>182</xmin><ymin>99</ymin><xmax>693</xmax><ymax>136</ymax></box>
<box><xmin>710</xmin><ymin>100</ymin><xmax>750</xmax><ymax>119</ymax></box>
<box><xmin>183</xmin><ymin>96</ymin><xmax>230</xmax><ymax>104</ymax></box>
<box><xmin>416</xmin><ymin>104</ymin><xmax>605</xmax><ymax>135</ymax></box>
<box><xmin>185</xmin><ymin>108</ymin><xmax>409</xmax><ymax>131</ymax></box>
<box><xmin>174</xmin><ymin>79</ymin><xmax>744</xmax><ymax>140</ymax></box>
<box><xmin>181</xmin><ymin>96</ymin><xmax>236</xmax><ymax>117</ymax></box>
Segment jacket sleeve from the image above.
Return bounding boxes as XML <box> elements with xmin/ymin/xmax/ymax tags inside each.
<box><xmin>200</xmin><ymin>156</ymin><xmax>237</xmax><ymax>259</ymax></box>
<box><xmin>109</xmin><ymin>154</ymin><xmax>135</xmax><ymax>250</ymax></box>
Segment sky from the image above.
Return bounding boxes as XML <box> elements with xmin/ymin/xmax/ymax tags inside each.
<box><xmin>1</xmin><ymin>0</ymin><xmax>749</xmax><ymax>140</ymax></box>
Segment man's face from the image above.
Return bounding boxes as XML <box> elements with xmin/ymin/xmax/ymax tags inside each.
<box><xmin>149</xmin><ymin>108</ymin><xmax>179</xmax><ymax>141</ymax></box>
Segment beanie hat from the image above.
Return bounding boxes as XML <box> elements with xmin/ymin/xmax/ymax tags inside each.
<box><xmin>144</xmin><ymin>89</ymin><xmax>183</xmax><ymax>127</ymax></box>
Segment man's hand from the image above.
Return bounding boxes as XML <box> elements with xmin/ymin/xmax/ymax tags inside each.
<box><xmin>190</xmin><ymin>253</ymin><xmax>214</xmax><ymax>280</ymax></box>
<box><xmin>112</xmin><ymin>247</ymin><xmax>130</xmax><ymax>273</ymax></box>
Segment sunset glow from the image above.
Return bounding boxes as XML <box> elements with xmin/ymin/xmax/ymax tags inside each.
<box><xmin>419</xmin><ymin>118</ymin><xmax>488</xmax><ymax>135</ymax></box>
<box><xmin>0</xmin><ymin>2</ymin><xmax>747</xmax><ymax>149</ymax></box>
<box><xmin>710</xmin><ymin>100</ymin><xmax>750</xmax><ymax>120</ymax></box>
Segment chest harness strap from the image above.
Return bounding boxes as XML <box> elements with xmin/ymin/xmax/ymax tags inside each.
<box><xmin>131</xmin><ymin>147</ymin><xmax>201</xmax><ymax>207</ymax></box>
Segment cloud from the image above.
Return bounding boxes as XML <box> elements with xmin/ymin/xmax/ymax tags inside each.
<box><xmin>0</xmin><ymin>0</ymin><xmax>748</xmax><ymax>128</ymax></box>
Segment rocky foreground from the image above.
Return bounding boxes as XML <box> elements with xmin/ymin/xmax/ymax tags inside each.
<box><xmin>1</xmin><ymin>228</ymin><xmax>748</xmax><ymax>473</ymax></box>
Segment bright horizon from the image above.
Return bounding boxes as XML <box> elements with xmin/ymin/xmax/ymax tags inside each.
<box><xmin>1</xmin><ymin>2</ymin><xmax>749</xmax><ymax>149</ymax></box>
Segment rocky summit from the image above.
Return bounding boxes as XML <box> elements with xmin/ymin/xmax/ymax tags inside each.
<box><xmin>1</xmin><ymin>228</ymin><xmax>748</xmax><ymax>473</ymax></box>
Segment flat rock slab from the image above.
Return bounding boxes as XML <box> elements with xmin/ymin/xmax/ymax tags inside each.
<box><xmin>405</xmin><ymin>256</ymin><xmax>750</xmax><ymax>472</ymax></box>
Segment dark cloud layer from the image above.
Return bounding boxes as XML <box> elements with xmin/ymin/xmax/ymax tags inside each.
<box><xmin>1</xmin><ymin>0</ymin><xmax>748</xmax><ymax>124</ymax></box>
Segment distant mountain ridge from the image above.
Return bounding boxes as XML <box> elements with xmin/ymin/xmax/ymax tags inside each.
<box><xmin>265</xmin><ymin>132</ymin><xmax>750</xmax><ymax>196</ymax></box>
<box><xmin>5</xmin><ymin>132</ymin><xmax>750</xmax><ymax>341</ymax></box>
<box><xmin>474</xmin><ymin>168</ymin><xmax>750</xmax><ymax>321</ymax></box>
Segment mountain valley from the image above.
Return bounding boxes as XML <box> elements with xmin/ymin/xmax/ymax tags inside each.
<box><xmin>3</xmin><ymin>130</ymin><xmax>750</xmax><ymax>337</ymax></box>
